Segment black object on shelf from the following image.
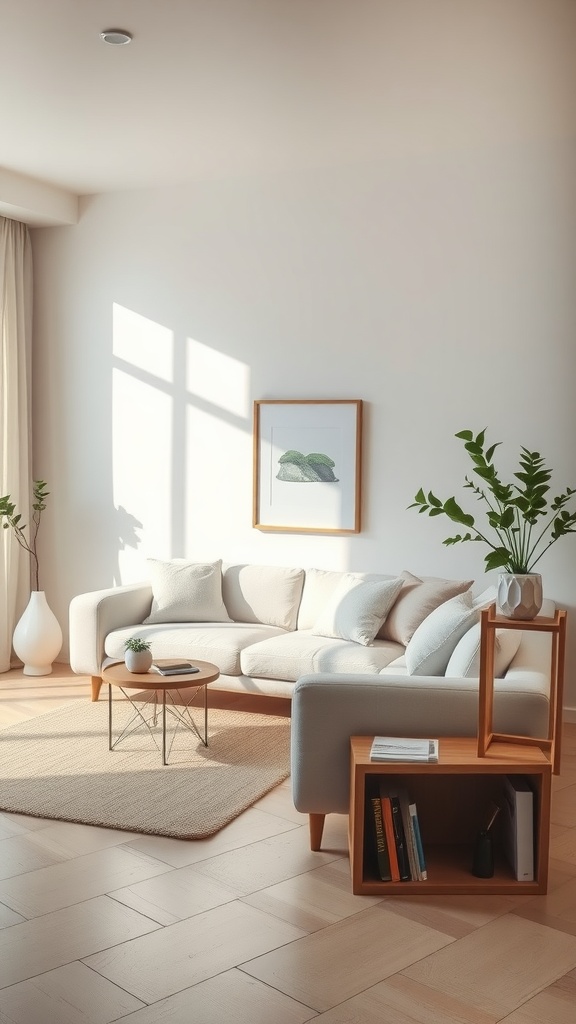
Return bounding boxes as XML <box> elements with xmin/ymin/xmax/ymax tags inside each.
<box><xmin>471</xmin><ymin>801</ymin><xmax>500</xmax><ymax>878</ymax></box>
<box><xmin>472</xmin><ymin>830</ymin><xmax>494</xmax><ymax>877</ymax></box>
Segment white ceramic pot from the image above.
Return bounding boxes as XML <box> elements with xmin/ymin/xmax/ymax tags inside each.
<box><xmin>497</xmin><ymin>573</ymin><xmax>543</xmax><ymax>620</ymax></box>
<box><xmin>12</xmin><ymin>591</ymin><xmax>63</xmax><ymax>675</ymax></box>
<box><xmin>124</xmin><ymin>648</ymin><xmax>153</xmax><ymax>673</ymax></box>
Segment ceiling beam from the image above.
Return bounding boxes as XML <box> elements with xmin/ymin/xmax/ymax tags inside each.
<box><xmin>0</xmin><ymin>167</ymin><xmax>78</xmax><ymax>226</ymax></box>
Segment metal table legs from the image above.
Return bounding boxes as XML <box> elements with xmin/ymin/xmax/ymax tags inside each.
<box><xmin>108</xmin><ymin>682</ymin><xmax>208</xmax><ymax>765</ymax></box>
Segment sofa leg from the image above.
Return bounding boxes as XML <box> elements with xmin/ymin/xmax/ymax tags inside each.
<box><xmin>309</xmin><ymin>813</ymin><xmax>326</xmax><ymax>851</ymax></box>
<box><xmin>91</xmin><ymin>676</ymin><xmax>103</xmax><ymax>702</ymax></box>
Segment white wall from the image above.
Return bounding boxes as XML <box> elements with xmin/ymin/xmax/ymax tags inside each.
<box><xmin>30</xmin><ymin>3</ymin><xmax>576</xmax><ymax>707</ymax></box>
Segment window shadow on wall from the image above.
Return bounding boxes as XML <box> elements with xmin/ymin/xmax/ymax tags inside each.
<box><xmin>111</xmin><ymin>303</ymin><xmax>251</xmax><ymax>578</ymax></box>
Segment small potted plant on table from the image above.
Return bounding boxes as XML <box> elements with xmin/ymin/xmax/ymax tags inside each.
<box><xmin>124</xmin><ymin>636</ymin><xmax>153</xmax><ymax>673</ymax></box>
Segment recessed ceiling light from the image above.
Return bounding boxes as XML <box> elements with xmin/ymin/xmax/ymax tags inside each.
<box><xmin>100</xmin><ymin>29</ymin><xmax>132</xmax><ymax>45</ymax></box>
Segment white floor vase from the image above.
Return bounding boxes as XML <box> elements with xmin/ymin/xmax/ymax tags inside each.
<box><xmin>12</xmin><ymin>591</ymin><xmax>63</xmax><ymax>675</ymax></box>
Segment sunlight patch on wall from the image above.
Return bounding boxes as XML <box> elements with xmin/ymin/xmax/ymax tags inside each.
<box><xmin>185</xmin><ymin>404</ymin><xmax>250</xmax><ymax>555</ymax></box>
<box><xmin>113</xmin><ymin>303</ymin><xmax>173</xmax><ymax>381</ymax></box>
<box><xmin>112</xmin><ymin>369</ymin><xmax>173</xmax><ymax>575</ymax></box>
<box><xmin>112</xmin><ymin>305</ymin><xmax>175</xmax><ymax>578</ymax></box>
<box><xmin>186</xmin><ymin>338</ymin><xmax>250</xmax><ymax>418</ymax></box>
<box><xmin>111</xmin><ymin>313</ymin><xmax>253</xmax><ymax>574</ymax></box>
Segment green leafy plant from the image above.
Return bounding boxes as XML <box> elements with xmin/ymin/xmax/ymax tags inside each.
<box><xmin>409</xmin><ymin>429</ymin><xmax>576</xmax><ymax>573</ymax></box>
<box><xmin>0</xmin><ymin>480</ymin><xmax>49</xmax><ymax>590</ymax></box>
<box><xmin>124</xmin><ymin>636</ymin><xmax>152</xmax><ymax>653</ymax></box>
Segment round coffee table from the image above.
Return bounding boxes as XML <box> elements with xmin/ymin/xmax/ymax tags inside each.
<box><xmin>102</xmin><ymin>659</ymin><xmax>220</xmax><ymax>766</ymax></box>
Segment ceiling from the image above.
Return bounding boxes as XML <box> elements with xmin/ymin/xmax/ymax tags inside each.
<box><xmin>1</xmin><ymin>2</ymin><xmax>575</xmax><ymax>208</ymax></box>
<box><xmin>1</xmin><ymin>0</ymin><xmax>396</xmax><ymax>198</ymax></box>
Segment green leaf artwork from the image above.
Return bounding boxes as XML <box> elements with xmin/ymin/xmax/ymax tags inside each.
<box><xmin>277</xmin><ymin>451</ymin><xmax>338</xmax><ymax>483</ymax></box>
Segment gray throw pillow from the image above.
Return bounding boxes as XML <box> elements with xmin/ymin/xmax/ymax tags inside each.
<box><xmin>405</xmin><ymin>591</ymin><xmax>478</xmax><ymax>675</ymax></box>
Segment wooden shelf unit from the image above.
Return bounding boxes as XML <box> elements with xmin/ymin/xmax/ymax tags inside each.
<box><xmin>349</xmin><ymin>736</ymin><xmax>551</xmax><ymax>896</ymax></box>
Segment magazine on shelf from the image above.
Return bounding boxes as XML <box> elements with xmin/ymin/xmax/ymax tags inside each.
<box><xmin>370</xmin><ymin>736</ymin><xmax>438</xmax><ymax>763</ymax></box>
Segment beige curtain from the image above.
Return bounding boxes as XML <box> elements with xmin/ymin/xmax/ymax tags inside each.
<box><xmin>0</xmin><ymin>216</ymin><xmax>33</xmax><ymax>672</ymax></box>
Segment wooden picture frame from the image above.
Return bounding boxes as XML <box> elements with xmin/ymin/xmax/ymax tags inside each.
<box><xmin>253</xmin><ymin>399</ymin><xmax>362</xmax><ymax>534</ymax></box>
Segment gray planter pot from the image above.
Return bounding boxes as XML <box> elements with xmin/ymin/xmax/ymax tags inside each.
<box><xmin>497</xmin><ymin>573</ymin><xmax>543</xmax><ymax>620</ymax></box>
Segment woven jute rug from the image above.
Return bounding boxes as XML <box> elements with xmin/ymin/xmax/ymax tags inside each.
<box><xmin>0</xmin><ymin>700</ymin><xmax>291</xmax><ymax>838</ymax></box>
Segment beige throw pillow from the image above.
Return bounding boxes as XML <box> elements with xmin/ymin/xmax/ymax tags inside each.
<box><xmin>143</xmin><ymin>558</ymin><xmax>231</xmax><ymax>624</ymax></box>
<box><xmin>378</xmin><ymin>570</ymin><xmax>473</xmax><ymax>646</ymax></box>
<box><xmin>311</xmin><ymin>574</ymin><xmax>403</xmax><ymax>646</ymax></box>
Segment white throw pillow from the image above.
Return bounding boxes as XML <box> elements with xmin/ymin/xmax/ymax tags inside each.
<box><xmin>311</xmin><ymin>574</ymin><xmax>404</xmax><ymax>646</ymax></box>
<box><xmin>405</xmin><ymin>591</ymin><xmax>478</xmax><ymax>676</ymax></box>
<box><xmin>222</xmin><ymin>563</ymin><xmax>305</xmax><ymax>630</ymax></box>
<box><xmin>445</xmin><ymin>621</ymin><xmax>522</xmax><ymax>678</ymax></box>
<box><xmin>143</xmin><ymin>558</ymin><xmax>232</xmax><ymax>624</ymax></box>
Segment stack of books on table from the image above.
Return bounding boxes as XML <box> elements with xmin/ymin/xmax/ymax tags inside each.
<box><xmin>151</xmin><ymin>662</ymin><xmax>200</xmax><ymax>677</ymax></box>
<box><xmin>370</xmin><ymin>736</ymin><xmax>439</xmax><ymax>763</ymax></box>
<box><xmin>370</xmin><ymin>780</ymin><xmax>427</xmax><ymax>882</ymax></box>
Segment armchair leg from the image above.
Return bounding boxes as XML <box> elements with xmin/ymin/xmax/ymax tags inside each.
<box><xmin>309</xmin><ymin>813</ymin><xmax>326</xmax><ymax>851</ymax></box>
<box><xmin>91</xmin><ymin>676</ymin><xmax>103</xmax><ymax>702</ymax></box>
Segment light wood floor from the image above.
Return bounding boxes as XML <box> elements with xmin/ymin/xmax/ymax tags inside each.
<box><xmin>1</xmin><ymin>665</ymin><xmax>575</xmax><ymax>1023</ymax></box>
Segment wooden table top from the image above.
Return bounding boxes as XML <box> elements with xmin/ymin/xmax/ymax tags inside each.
<box><xmin>350</xmin><ymin>735</ymin><xmax>551</xmax><ymax>771</ymax></box>
<box><xmin>102</xmin><ymin>659</ymin><xmax>220</xmax><ymax>691</ymax></box>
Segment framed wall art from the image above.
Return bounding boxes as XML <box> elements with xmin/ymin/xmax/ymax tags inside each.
<box><xmin>253</xmin><ymin>399</ymin><xmax>363</xmax><ymax>533</ymax></box>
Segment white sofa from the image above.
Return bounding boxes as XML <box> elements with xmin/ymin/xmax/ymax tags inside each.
<box><xmin>70</xmin><ymin>558</ymin><xmax>558</xmax><ymax>856</ymax></box>
<box><xmin>70</xmin><ymin>560</ymin><xmax>406</xmax><ymax>701</ymax></box>
<box><xmin>69</xmin><ymin>559</ymin><xmax>554</xmax><ymax>730</ymax></box>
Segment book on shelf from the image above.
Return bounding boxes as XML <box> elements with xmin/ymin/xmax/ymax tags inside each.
<box><xmin>151</xmin><ymin>662</ymin><xmax>200</xmax><ymax>676</ymax></box>
<box><xmin>370</xmin><ymin>737</ymin><xmax>438</xmax><ymax>763</ymax></box>
<box><xmin>370</xmin><ymin>797</ymin><xmax>392</xmax><ymax>881</ymax></box>
<box><xmin>379</xmin><ymin>780</ymin><xmax>410</xmax><ymax>881</ymax></box>
<box><xmin>379</xmin><ymin>794</ymin><xmax>401</xmax><ymax>881</ymax></box>
<box><xmin>395</xmin><ymin>786</ymin><xmax>422</xmax><ymax>882</ymax></box>
<box><xmin>409</xmin><ymin>801</ymin><xmax>427</xmax><ymax>880</ymax></box>
<box><xmin>501</xmin><ymin>775</ymin><xmax>534</xmax><ymax>882</ymax></box>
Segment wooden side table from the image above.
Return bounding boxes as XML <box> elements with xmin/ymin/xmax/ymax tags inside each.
<box><xmin>477</xmin><ymin>603</ymin><xmax>567</xmax><ymax>774</ymax></box>
<box><xmin>103</xmin><ymin>659</ymin><xmax>220</xmax><ymax>765</ymax></box>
